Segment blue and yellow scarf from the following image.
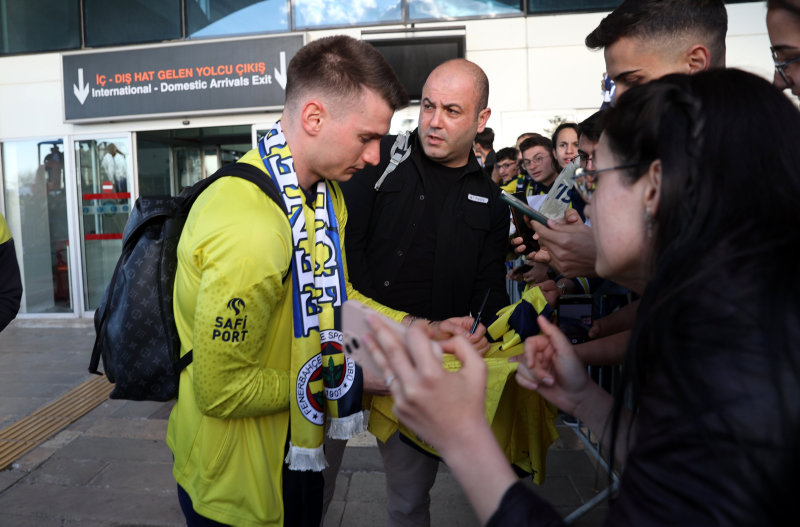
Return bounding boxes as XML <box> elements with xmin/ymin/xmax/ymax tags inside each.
<box><xmin>259</xmin><ymin>121</ymin><xmax>366</xmax><ymax>471</ymax></box>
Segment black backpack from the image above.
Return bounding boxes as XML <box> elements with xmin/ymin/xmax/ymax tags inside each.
<box><xmin>89</xmin><ymin>162</ymin><xmax>286</xmax><ymax>401</ymax></box>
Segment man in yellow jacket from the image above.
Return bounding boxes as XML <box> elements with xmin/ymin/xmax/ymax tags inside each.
<box><xmin>168</xmin><ymin>35</ymin><xmax>491</xmax><ymax>526</ymax></box>
<box><xmin>167</xmin><ymin>36</ymin><xmax>415</xmax><ymax>526</ymax></box>
<box><xmin>0</xmin><ymin>213</ymin><xmax>22</xmax><ymax>332</ymax></box>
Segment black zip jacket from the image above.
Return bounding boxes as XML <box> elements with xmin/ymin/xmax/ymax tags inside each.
<box><xmin>341</xmin><ymin>130</ymin><xmax>510</xmax><ymax>324</ymax></box>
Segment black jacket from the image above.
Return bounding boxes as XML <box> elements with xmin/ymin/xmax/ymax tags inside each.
<box><xmin>487</xmin><ymin>277</ymin><xmax>800</xmax><ymax>526</ymax></box>
<box><xmin>0</xmin><ymin>236</ymin><xmax>22</xmax><ymax>332</ymax></box>
<box><xmin>341</xmin><ymin>130</ymin><xmax>509</xmax><ymax>323</ymax></box>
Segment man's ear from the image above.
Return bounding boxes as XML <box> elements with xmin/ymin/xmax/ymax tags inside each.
<box><xmin>644</xmin><ymin>159</ymin><xmax>662</xmax><ymax>216</ymax></box>
<box><xmin>476</xmin><ymin>107</ymin><xmax>492</xmax><ymax>133</ymax></box>
<box><xmin>686</xmin><ymin>44</ymin><xmax>711</xmax><ymax>74</ymax></box>
<box><xmin>300</xmin><ymin>100</ymin><xmax>325</xmax><ymax>136</ymax></box>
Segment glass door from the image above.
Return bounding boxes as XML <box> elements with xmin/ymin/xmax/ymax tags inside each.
<box><xmin>74</xmin><ymin>137</ymin><xmax>133</xmax><ymax>311</ymax></box>
<box><xmin>1</xmin><ymin>139</ymin><xmax>73</xmax><ymax>313</ymax></box>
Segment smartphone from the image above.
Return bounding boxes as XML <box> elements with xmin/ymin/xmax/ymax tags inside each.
<box><xmin>501</xmin><ymin>190</ymin><xmax>549</xmax><ymax>226</ymax></box>
<box><xmin>557</xmin><ymin>294</ymin><xmax>593</xmax><ymax>345</ymax></box>
<box><xmin>509</xmin><ymin>191</ymin><xmax>540</xmax><ymax>252</ymax></box>
<box><xmin>342</xmin><ymin>300</ymin><xmax>444</xmax><ymax>376</ymax></box>
<box><xmin>513</xmin><ymin>263</ymin><xmax>533</xmax><ymax>274</ymax></box>
<box><xmin>342</xmin><ymin>299</ymin><xmax>408</xmax><ymax>377</ymax></box>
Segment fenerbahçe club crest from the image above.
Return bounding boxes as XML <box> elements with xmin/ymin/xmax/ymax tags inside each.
<box><xmin>296</xmin><ymin>330</ymin><xmax>357</xmax><ymax>425</ymax></box>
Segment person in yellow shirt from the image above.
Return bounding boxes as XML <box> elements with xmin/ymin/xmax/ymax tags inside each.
<box><xmin>0</xmin><ymin>213</ymin><xmax>22</xmax><ymax>332</ymax></box>
<box><xmin>167</xmin><ymin>35</ymin><xmax>487</xmax><ymax>527</ymax></box>
<box><xmin>493</xmin><ymin>147</ymin><xmax>525</xmax><ymax>194</ymax></box>
<box><xmin>167</xmin><ymin>36</ymin><xmax>409</xmax><ymax>527</ymax></box>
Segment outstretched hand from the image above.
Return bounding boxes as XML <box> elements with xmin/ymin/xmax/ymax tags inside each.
<box><xmin>527</xmin><ymin>209</ymin><xmax>597</xmax><ymax>278</ymax></box>
<box><xmin>536</xmin><ymin>280</ymin><xmax>560</xmax><ymax>307</ymax></box>
<box><xmin>364</xmin><ymin>316</ymin><xmax>524</xmax><ymax>524</ymax></box>
<box><xmin>363</xmin><ymin>316</ymin><xmax>488</xmax><ymax>452</ymax></box>
<box><xmin>513</xmin><ymin>315</ymin><xmax>591</xmax><ymax>415</ymax></box>
<box><xmin>423</xmin><ymin>316</ymin><xmax>490</xmax><ymax>355</ymax></box>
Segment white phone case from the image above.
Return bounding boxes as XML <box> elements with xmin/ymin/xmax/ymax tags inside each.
<box><xmin>341</xmin><ymin>300</ymin><xmax>407</xmax><ymax>376</ymax></box>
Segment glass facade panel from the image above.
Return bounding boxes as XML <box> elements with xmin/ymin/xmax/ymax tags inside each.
<box><xmin>204</xmin><ymin>147</ymin><xmax>221</xmax><ymax>176</ymax></box>
<box><xmin>137</xmin><ymin>139</ymin><xmax>173</xmax><ymax>197</ymax></box>
<box><xmin>528</xmin><ymin>1</ymin><xmax>749</xmax><ymax>16</ymax></box>
<box><xmin>136</xmin><ymin>126</ymin><xmax>250</xmax><ymax>198</ymax></box>
<box><xmin>187</xmin><ymin>0</ymin><xmax>288</xmax><ymax>38</ymax></box>
<box><xmin>369</xmin><ymin>37</ymin><xmax>465</xmax><ymax>101</ymax></box>
<box><xmin>0</xmin><ymin>0</ymin><xmax>80</xmax><ymax>55</ymax></box>
<box><xmin>75</xmin><ymin>138</ymin><xmax>132</xmax><ymax>311</ymax></box>
<box><xmin>528</xmin><ymin>0</ymin><xmax>620</xmax><ymax>14</ymax></box>
<box><xmin>84</xmin><ymin>0</ymin><xmax>181</xmax><ymax>47</ymax></box>
<box><xmin>409</xmin><ymin>0</ymin><xmax>522</xmax><ymax>19</ymax></box>
<box><xmin>2</xmin><ymin>140</ymin><xmax>72</xmax><ymax>313</ymax></box>
<box><xmin>174</xmin><ymin>146</ymin><xmax>204</xmax><ymax>191</ymax></box>
<box><xmin>293</xmin><ymin>0</ymin><xmax>402</xmax><ymax>29</ymax></box>
<box><xmin>0</xmin><ymin>0</ymin><xmax>764</xmax><ymax>56</ymax></box>
<box><xmin>256</xmin><ymin>128</ymin><xmax>270</xmax><ymax>144</ymax></box>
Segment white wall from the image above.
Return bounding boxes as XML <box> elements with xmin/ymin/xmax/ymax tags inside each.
<box><xmin>310</xmin><ymin>2</ymin><xmax>773</xmax><ymax>151</ymax></box>
<box><xmin>0</xmin><ymin>2</ymin><xmax>772</xmax><ymax>151</ymax></box>
<box><xmin>474</xmin><ymin>2</ymin><xmax>771</xmax><ymax>150</ymax></box>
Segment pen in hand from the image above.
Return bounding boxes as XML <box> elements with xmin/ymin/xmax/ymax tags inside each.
<box><xmin>470</xmin><ymin>289</ymin><xmax>491</xmax><ymax>335</ymax></box>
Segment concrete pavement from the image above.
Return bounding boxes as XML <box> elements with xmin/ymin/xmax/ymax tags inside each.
<box><xmin>0</xmin><ymin>319</ymin><xmax>608</xmax><ymax>526</ymax></box>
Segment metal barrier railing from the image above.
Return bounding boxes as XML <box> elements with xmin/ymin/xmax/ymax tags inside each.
<box><xmin>564</xmin><ymin>364</ymin><xmax>622</xmax><ymax>523</ymax></box>
<box><xmin>505</xmin><ymin>257</ymin><xmax>525</xmax><ymax>304</ymax></box>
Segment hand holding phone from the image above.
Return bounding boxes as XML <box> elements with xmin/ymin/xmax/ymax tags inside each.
<box><xmin>557</xmin><ymin>294</ymin><xmax>594</xmax><ymax>345</ymax></box>
<box><xmin>343</xmin><ymin>300</ymin><xmax>447</xmax><ymax>379</ymax></box>
<box><xmin>509</xmin><ymin>191</ymin><xmax>540</xmax><ymax>252</ymax></box>
<box><xmin>513</xmin><ymin>263</ymin><xmax>533</xmax><ymax>275</ymax></box>
<box><xmin>507</xmin><ymin>264</ymin><xmax>529</xmax><ymax>283</ymax></box>
<box><xmin>342</xmin><ymin>300</ymin><xmax>407</xmax><ymax>377</ymax></box>
<box><xmin>501</xmin><ymin>190</ymin><xmax>549</xmax><ymax>226</ymax></box>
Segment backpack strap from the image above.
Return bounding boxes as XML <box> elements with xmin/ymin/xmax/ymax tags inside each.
<box><xmin>175</xmin><ymin>162</ymin><xmax>291</xmax><ymax>374</ymax></box>
<box><xmin>89</xmin><ymin>251</ymin><xmax>126</xmax><ymax>376</ymax></box>
<box><xmin>186</xmin><ymin>162</ymin><xmax>288</xmax><ymax>216</ymax></box>
<box><xmin>177</xmin><ymin>350</ymin><xmax>193</xmax><ymax>372</ymax></box>
<box><xmin>374</xmin><ymin>132</ymin><xmax>411</xmax><ymax>191</ymax></box>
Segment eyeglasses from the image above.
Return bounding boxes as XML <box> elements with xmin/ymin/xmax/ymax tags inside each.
<box><xmin>572</xmin><ymin>163</ymin><xmax>645</xmax><ymax>201</ymax></box>
<box><xmin>577</xmin><ymin>151</ymin><xmax>594</xmax><ymax>166</ymax></box>
<box><xmin>522</xmin><ymin>155</ymin><xmax>548</xmax><ymax>168</ymax></box>
<box><xmin>497</xmin><ymin>161</ymin><xmax>517</xmax><ymax>171</ymax></box>
<box><xmin>771</xmin><ymin>46</ymin><xmax>800</xmax><ymax>87</ymax></box>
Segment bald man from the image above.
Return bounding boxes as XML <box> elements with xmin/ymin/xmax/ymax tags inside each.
<box><xmin>338</xmin><ymin>59</ymin><xmax>510</xmax><ymax>526</ymax></box>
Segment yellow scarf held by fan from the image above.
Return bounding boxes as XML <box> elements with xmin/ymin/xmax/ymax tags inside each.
<box><xmin>368</xmin><ymin>286</ymin><xmax>559</xmax><ymax>483</ymax></box>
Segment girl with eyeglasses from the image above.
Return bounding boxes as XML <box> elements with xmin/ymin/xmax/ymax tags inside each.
<box><xmin>768</xmin><ymin>0</ymin><xmax>800</xmax><ymax>98</ymax></box>
<box><xmin>361</xmin><ymin>69</ymin><xmax>800</xmax><ymax>526</ymax></box>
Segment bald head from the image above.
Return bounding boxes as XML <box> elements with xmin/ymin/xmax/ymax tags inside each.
<box><xmin>417</xmin><ymin>58</ymin><xmax>492</xmax><ymax>168</ymax></box>
<box><xmin>425</xmin><ymin>59</ymin><xmax>489</xmax><ymax>116</ymax></box>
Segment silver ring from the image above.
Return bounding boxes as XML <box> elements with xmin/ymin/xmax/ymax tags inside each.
<box><xmin>384</xmin><ymin>374</ymin><xmax>396</xmax><ymax>387</ymax></box>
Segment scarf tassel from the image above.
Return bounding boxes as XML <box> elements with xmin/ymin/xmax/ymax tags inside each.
<box><xmin>327</xmin><ymin>410</ymin><xmax>369</xmax><ymax>440</ymax></box>
<box><xmin>285</xmin><ymin>443</ymin><xmax>327</xmax><ymax>472</ymax></box>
